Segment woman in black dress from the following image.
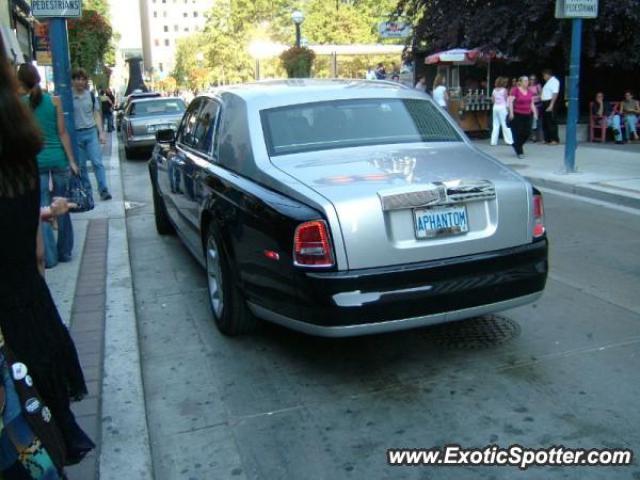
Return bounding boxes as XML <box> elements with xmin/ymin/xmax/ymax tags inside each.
<box><xmin>0</xmin><ymin>38</ymin><xmax>94</xmax><ymax>465</ymax></box>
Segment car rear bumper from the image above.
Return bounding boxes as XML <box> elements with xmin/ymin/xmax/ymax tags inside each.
<box><xmin>248</xmin><ymin>239</ymin><xmax>548</xmax><ymax>336</ymax></box>
<box><xmin>125</xmin><ymin>135</ymin><xmax>156</xmax><ymax>149</ymax></box>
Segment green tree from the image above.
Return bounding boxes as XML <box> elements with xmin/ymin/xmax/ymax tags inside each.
<box><xmin>173</xmin><ymin>0</ymin><xmax>405</xmax><ymax>85</ymax></box>
<box><xmin>67</xmin><ymin>0</ymin><xmax>114</xmax><ymax>87</ymax></box>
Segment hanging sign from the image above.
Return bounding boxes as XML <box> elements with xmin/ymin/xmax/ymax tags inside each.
<box><xmin>32</xmin><ymin>0</ymin><xmax>82</xmax><ymax>18</ymax></box>
<box><xmin>555</xmin><ymin>0</ymin><xmax>598</xmax><ymax>19</ymax></box>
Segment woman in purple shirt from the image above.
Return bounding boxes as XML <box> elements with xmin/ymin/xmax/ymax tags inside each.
<box><xmin>508</xmin><ymin>76</ymin><xmax>538</xmax><ymax>159</ymax></box>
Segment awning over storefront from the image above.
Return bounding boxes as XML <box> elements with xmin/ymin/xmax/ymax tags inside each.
<box><xmin>425</xmin><ymin>47</ymin><xmax>507</xmax><ymax>65</ymax></box>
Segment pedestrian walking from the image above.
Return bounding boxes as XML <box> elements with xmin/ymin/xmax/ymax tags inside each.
<box><xmin>490</xmin><ymin>77</ymin><xmax>513</xmax><ymax>146</ymax></box>
<box><xmin>528</xmin><ymin>74</ymin><xmax>543</xmax><ymax>142</ymax></box>
<box><xmin>17</xmin><ymin>64</ymin><xmax>79</xmax><ymax>269</ymax></box>
<box><xmin>620</xmin><ymin>90</ymin><xmax>640</xmax><ymax>142</ymax></box>
<box><xmin>375</xmin><ymin>63</ymin><xmax>386</xmax><ymax>80</ymax></box>
<box><xmin>0</xmin><ymin>40</ymin><xmax>95</xmax><ymax>471</ymax></box>
<box><xmin>71</xmin><ymin>68</ymin><xmax>112</xmax><ymax>200</ymax></box>
<box><xmin>99</xmin><ymin>88</ymin><xmax>114</xmax><ymax>132</ymax></box>
<box><xmin>432</xmin><ymin>74</ymin><xmax>448</xmax><ymax>108</ymax></box>
<box><xmin>508</xmin><ymin>76</ymin><xmax>538</xmax><ymax>159</ymax></box>
<box><xmin>365</xmin><ymin>66</ymin><xmax>376</xmax><ymax>80</ymax></box>
<box><xmin>541</xmin><ymin>69</ymin><xmax>560</xmax><ymax>144</ymax></box>
<box><xmin>414</xmin><ymin>75</ymin><xmax>427</xmax><ymax>92</ymax></box>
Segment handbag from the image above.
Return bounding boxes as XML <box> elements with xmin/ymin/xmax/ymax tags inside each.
<box><xmin>0</xmin><ymin>330</ymin><xmax>66</xmax><ymax>479</ymax></box>
<box><xmin>66</xmin><ymin>174</ymin><xmax>94</xmax><ymax>213</ymax></box>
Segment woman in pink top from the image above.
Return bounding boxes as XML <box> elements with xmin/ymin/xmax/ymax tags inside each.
<box><xmin>508</xmin><ymin>76</ymin><xmax>538</xmax><ymax>158</ymax></box>
<box><xmin>491</xmin><ymin>77</ymin><xmax>513</xmax><ymax>146</ymax></box>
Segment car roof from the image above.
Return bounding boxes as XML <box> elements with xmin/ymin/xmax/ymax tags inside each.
<box><xmin>129</xmin><ymin>96</ymin><xmax>184</xmax><ymax>104</ymax></box>
<box><xmin>203</xmin><ymin>79</ymin><xmax>427</xmax><ymax>110</ymax></box>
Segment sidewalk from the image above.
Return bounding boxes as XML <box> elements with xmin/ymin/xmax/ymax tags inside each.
<box><xmin>45</xmin><ymin>133</ymin><xmax>638</xmax><ymax>479</ymax></box>
<box><xmin>473</xmin><ymin>139</ymin><xmax>640</xmax><ymax>208</ymax></box>
<box><xmin>46</xmin><ymin>133</ymin><xmax>152</xmax><ymax>480</ymax></box>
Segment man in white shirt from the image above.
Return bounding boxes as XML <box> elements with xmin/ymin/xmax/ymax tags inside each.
<box><xmin>541</xmin><ymin>69</ymin><xmax>560</xmax><ymax>144</ymax></box>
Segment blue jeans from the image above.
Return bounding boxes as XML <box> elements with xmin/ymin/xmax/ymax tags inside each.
<box><xmin>607</xmin><ymin>115</ymin><xmax>623</xmax><ymax>142</ymax></box>
<box><xmin>623</xmin><ymin>114</ymin><xmax>638</xmax><ymax>140</ymax></box>
<box><xmin>39</xmin><ymin>167</ymin><xmax>74</xmax><ymax>267</ymax></box>
<box><xmin>76</xmin><ymin>128</ymin><xmax>108</xmax><ymax>194</ymax></box>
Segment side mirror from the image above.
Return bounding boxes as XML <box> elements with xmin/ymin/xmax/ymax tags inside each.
<box><xmin>156</xmin><ymin>128</ymin><xmax>176</xmax><ymax>144</ymax></box>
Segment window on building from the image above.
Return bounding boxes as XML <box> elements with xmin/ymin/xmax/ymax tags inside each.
<box><xmin>184</xmin><ymin>27</ymin><xmax>189</xmax><ymax>32</ymax></box>
<box><xmin>159</xmin><ymin>63</ymin><xmax>164</xmax><ymax>73</ymax></box>
<box><xmin>163</xmin><ymin>25</ymin><xmax>168</xmax><ymax>32</ymax></box>
<box><xmin>163</xmin><ymin>11</ymin><xmax>167</xmax><ymax>17</ymax></box>
<box><xmin>193</xmin><ymin>11</ymin><xmax>198</xmax><ymax>17</ymax></box>
<box><xmin>153</xmin><ymin>11</ymin><xmax>157</xmax><ymax>17</ymax></box>
<box><xmin>164</xmin><ymin>39</ymin><xmax>170</xmax><ymax>46</ymax></box>
<box><xmin>174</xmin><ymin>25</ymin><xmax>179</xmax><ymax>31</ymax></box>
<box><xmin>161</xmin><ymin>0</ymin><xmax>166</xmax><ymax>3</ymax></box>
<box><xmin>183</xmin><ymin>12</ymin><xmax>188</xmax><ymax>17</ymax></box>
<box><xmin>154</xmin><ymin>39</ymin><xmax>159</xmax><ymax>47</ymax></box>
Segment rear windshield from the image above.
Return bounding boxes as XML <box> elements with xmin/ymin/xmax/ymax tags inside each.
<box><xmin>129</xmin><ymin>99</ymin><xmax>186</xmax><ymax>116</ymax></box>
<box><xmin>261</xmin><ymin>98</ymin><xmax>462</xmax><ymax>156</ymax></box>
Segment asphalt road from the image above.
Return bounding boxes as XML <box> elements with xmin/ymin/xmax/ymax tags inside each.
<box><xmin>121</xmin><ymin>150</ymin><xmax>640</xmax><ymax>480</ymax></box>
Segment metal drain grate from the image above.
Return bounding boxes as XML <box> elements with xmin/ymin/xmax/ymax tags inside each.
<box><xmin>423</xmin><ymin>315</ymin><xmax>521</xmax><ymax>349</ymax></box>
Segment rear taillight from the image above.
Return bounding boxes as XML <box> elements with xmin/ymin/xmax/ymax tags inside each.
<box><xmin>293</xmin><ymin>220</ymin><xmax>334</xmax><ymax>267</ymax></box>
<box><xmin>533</xmin><ymin>194</ymin><xmax>545</xmax><ymax>238</ymax></box>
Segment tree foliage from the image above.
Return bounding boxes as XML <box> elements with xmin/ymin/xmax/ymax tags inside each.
<box><xmin>280</xmin><ymin>46</ymin><xmax>316</xmax><ymax>77</ymax></box>
<box><xmin>67</xmin><ymin>0</ymin><xmax>114</xmax><ymax>86</ymax></box>
<box><xmin>173</xmin><ymin>0</ymin><xmax>404</xmax><ymax>86</ymax></box>
<box><xmin>398</xmin><ymin>0</ymin><xmax>640</xmax><ymax>70</ymax></box>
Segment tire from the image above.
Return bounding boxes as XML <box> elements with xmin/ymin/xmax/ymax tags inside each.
<box><xmin>205</xmin><ymin>223</ymin><xmax>258</xmax><ymax>336</ymax></box>
<box><xmin>151</xmin><ymin>181</ymin><xmax>174</xmax><ymax>235</ymax></box>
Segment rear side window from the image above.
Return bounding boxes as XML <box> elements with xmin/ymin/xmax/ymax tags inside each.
<box><xmin>261</xmin><ymin>98</ymin><xmax>461</xmax><ymax>156</ymax></box>
<box><xmin>191</xmin><ymin>99</ymin><xmax>221</xmax><ymax>154</ymax></box>
<box><xmin>178</xmin><ymin>99</ymin><xmax>203</xmax><ymax>148</ymax></box>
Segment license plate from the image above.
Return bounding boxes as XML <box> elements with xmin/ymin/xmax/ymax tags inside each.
<box><xmin>148</xmin><ymin>124</ymin><xmax>174</xmax><ymax>133</ymax></box>
<box><xmin>414</xmin><ymin>205</ymin><xmax>469</xmax><ymax>239</ymax></box>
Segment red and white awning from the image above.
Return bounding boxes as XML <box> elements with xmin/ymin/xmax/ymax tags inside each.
<box><xmin>425</xmin><ymin>47</ymin><xmax>506</xmax><ymax>65</ymax></box>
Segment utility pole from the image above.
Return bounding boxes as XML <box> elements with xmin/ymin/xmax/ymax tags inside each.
<box><xmin>554</xmin><ymin>0</ymin><xmax>598</xmax><ymax>173</ymax></box>
<box><xmin>33</xmin><ymin>2</ymin><xmax>83</xmax><ymax>162</ymax></box>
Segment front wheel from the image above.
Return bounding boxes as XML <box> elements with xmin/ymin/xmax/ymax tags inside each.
<box><xmin>151</xmin><ymin>179</ymin><xmax>174</xmax><ymax>235</ymax></box>
<box><xmin>205</xmin><ymin>223</ymin><xmax>258</xmax><ymax>336</ymax></box>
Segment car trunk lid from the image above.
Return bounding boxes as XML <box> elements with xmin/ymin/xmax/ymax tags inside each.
<box><xmin>269</xmin><ymin>143</ymin><xmax>532</xmax><ymax>270</ymax></box>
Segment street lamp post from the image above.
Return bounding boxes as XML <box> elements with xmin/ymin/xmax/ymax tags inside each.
<box><xmin>291</xmin><ymin>11</ymin><xmax>305</xmax><ymax>48</ymax></box>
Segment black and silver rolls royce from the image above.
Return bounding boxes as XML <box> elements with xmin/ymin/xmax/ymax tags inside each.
<box><xmin>148</xmin><ymin>80</ymin><xmax>548</xmax><ymax>336</ymax></box>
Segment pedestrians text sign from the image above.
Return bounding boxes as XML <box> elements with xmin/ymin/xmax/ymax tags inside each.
<box><xmin>32</xmin><ymin>0</ymin><xmax>82</xmax><ymax>18</ymax></box>
<box><xmin>555</xmin><ymin>0</ymin><xmax>598</xmax><ymax>19</ymax></box>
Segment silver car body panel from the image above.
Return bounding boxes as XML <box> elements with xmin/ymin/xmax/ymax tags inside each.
<box><xmin>248</xmin><ymin>292</ymin><xmax>542</xmax><ymax>337</ymax></box>
<box><xmin>122</xmin><ymin>97</ymin><xmax>184</xmax><ymax>149</ymax></box>
<box><xmin>200</xmin><ymin>81</ymin><xmax>535</xmax><ymax>270</ymax></box>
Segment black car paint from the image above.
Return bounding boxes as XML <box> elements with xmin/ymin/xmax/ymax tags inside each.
<box><xmin>149</xmin><ymin>132</ymin><xmax>328</xmax><ymax>321</ymax></box>
<box><xmin>290</xmin><ymin>239</ymin><xmax>548</xmax><ymax>327</ymax></box>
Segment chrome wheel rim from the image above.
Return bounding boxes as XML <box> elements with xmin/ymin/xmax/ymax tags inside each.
<box><xmin>206</xmin><ymin>236</ymin><xmax>224</xmax><ymax>318</ymax></box>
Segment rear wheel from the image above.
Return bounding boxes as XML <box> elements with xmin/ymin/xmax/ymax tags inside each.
<box><xmin>205</xmin><ymin>223</ymin><xmax>258</xmax><ymax>336</ymax></box>
<box><xmin>124</xmin><ymin>146</ymin><xmax>134</xmax><ymax>160</ymax></box>
<box><xmin>151</xmin><ymin>180</ymin><xmax>174</xmax><ymax>235</ymax></box>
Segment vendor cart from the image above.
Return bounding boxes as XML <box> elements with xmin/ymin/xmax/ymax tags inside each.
<box><xmin>425</xmin><ymin>47</ymin><xmax>507</xmax><ymax>134</ymax></box>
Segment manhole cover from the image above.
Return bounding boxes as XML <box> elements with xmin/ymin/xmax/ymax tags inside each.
<box><xmin>423</xmin><ymin>315</ymin><xmax>520</xmax><ymax>349</ymax></box>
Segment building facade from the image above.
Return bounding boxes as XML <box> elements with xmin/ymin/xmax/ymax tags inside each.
<box><xmin>1</xmin><ymin>0</ymin><xmax>34</xmax><ymax>64</ymax></box>
<box><xmin>139</xmin><ymin>0</ymin><xmax>210</xmax><ymax>79</ymax></box>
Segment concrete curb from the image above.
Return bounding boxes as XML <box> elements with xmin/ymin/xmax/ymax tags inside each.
<box><xmin>99</xmin><ymin>136</ymin><xmax>153</xmax><ymax>479</ymax></box>
<box><xmin>523</xmin><ymin>175</ymin><xmax>640</xmax><ymax>210</ymax></box>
